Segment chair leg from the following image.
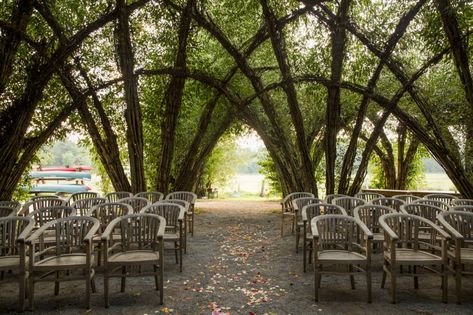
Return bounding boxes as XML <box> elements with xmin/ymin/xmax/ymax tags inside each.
<box><xmin>381</xmin><ymin>269</ymin><xmax>386</xmax><ymax>288</ymax></box>
<box><xmin>366</xmin><ymin>266</ymin><xmax>372</xmax><ymax>303</ymax></box>
<box><xmin>104</xmin><ymin>270</ymin><xmax>109</xmax><ymax>308</ymax></box>
<box><xmin>349</xmin><ymin>265</ymin><xmax>355</xmax><ymax>289</ymax></box>
<box><xmin>174</xmin><ymin>241</ymin><xmax>178</xmax><ymax>264</ymax></box>
<box><xmin>154</xmin><ymin>265</ymin><xmax>159</xmax><ymax>291</ymax></box>
<box><xmin>179</xmin><ymin>240</ymin><xmax>183</xmax><ymax>273</ymax></box>
<box><xmin>28</xmin><ymin>275</ymin><xmax>34</xmax><ymax>311</ymax></box>
<box><xmin>455</xmin><ymin>264</ymin><xmax>461</xmax><ymax>304</ymax></box>
<box><xmin>413</xmin><ymin>265</ymin><xmax>418</xmax><ymax>289</ymax></box>
<box><xmin>314</xmin><ymin>266</ymin><xmax>320</xmax><ymax>302</ymax></box>
<box><xmin>86</xmin><ymin>270</ymin><xmax>91</xmax><ymax>309</ymax></box>
<box><xmin>191</xmin><ymin>212</ymin><xmax>194</xmax><ymax>237</ymax></box>
<box><xmin>184</xmin><ymin>220</ymin><xmax>187</xmax><ymax>254</ymax></box>
<box><xmin>54</xmin><ymin>271</ymin><xmax>60</xmax><ymax>295</ymax></box>
<box><xmin>18</xmin><ymin>271</ymin><xmax>26</xmax><ymax>312</ymax></box>
<box><xmin>295</xmin><ymin>226</ymin><xmax>300</xmax><ymax>253</ymax></box>
<box><xmin>391</xmin><ymin>267</ymin><xmax>397</xmax><ymax>304</ymax></box>
<box><xmin>121</xmin><ymin>266</ymin><xmax>126</xmax><ymax>293</ymax></box>
<box><xmin>303</xmin><ymin>239</ymin><xmax>307</xmax><ymax>272</ymax></box>
<box><xmin>91</xmin><ymin>274</ymin><xmax>97</xmax><ymax>293</ymax></box>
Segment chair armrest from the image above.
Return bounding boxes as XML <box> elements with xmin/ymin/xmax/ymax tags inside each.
<box><xmin>378</xmin><ymin>216</ymin><xmax>399</xmax><ymax>241</ymax></box>
<box><xmin>437</xmin><ymin>212</ymin><xmax>464</xmax><ymax>240</ymax></box>
<box><xmin>310</xmin><ymin>219</ymin><xmax>319</xmax><ymax>240</ymax></box>
<box><xmin>355</xmin><ymin>217</ymin><xmax>373</xmax><ymax>240</ymax></box>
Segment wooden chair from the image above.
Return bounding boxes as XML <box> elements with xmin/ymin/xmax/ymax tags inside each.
<box><xmin>437</xmin><ymin>211</ymin><xmax>473</xmax><ymax>303</ymax></box>
<box><xmin>19</xmin><ymin>197</ymin><xmax>66</xmax><ymax>216</ymax></box>
<box><xmin>413</xmin><ymin>199</ymin><xmax>450</xmax><ymax>211</ymax></box>
<box><xmin>451</xmin><ymin>199</ymin><xmax>473</xmax><ymax>206</ymax></box>
<box><xmin>332</xmin><ymin>196</ymin><xmax>365</xmax><ymax>216</ymax></box>
<box><xmin>325</xmin><ymin>193</ymin><xmax>348</xmax><ymax>204</ymax></box>
<box><xmin>392</xmin><ymin>194</ymin><xmax>420</xmax><ymax>204</ymax></box>
<box><xmin>67</xmin><ymin>192</ymin><xmax>100</xmax><ymax>205</ymax></box>
<box><xmin>0</xmin><ymin>216</ymin><xmax>35</xmax><ymax>311</ymax></box>
<box><xmin>156</xmin><ymin>199</ymin><xmax>189</xmax><ymax>253</ymax></box>
<box><xmin>71</xmin><ymin>197</ymin><xmax>107</xmax><ymax>216</ymax></box>
<box><xmin>25</xmin><ymin>216</ymin><xmax>100</xmax><ymax>310</ymax></box>
<box><xmin>311</xmin><ymin>215</ymin><xmax>373</xmax><ymax>302</ymax></box>
<box><xmin>301</xmin><ymin>203</ymin><xmax>347</xmax><ymax>272</ymax></box>
<box><xmin>0</xmin><ymin>206</ymin><xmax>15</xmax><ymax>217</ymax></box>
<box><xmin>400</xmin><ymin>203</ymin><xmax>445</xmax><ymax>244</ymax></box>
<box><xmin>118</xmin><ymin>196</ymin><xmax>151</xmax><ymax>213</ymax></box>
<box><xmin>28</xmin><ymin>195</ymin><xmax>60</xmax><ymax>202</ymax></box>
<box><xmin>450</xmin><ymin>205</ymin><xmax>473</xmax><ymax>212</ymax></box>
<box><xmin>379</xmin><ymin>213</ymin><xmax>450</xmax><ymax>303</ymax></box>
<box><xmin>165</xmin><ymin>191</ymin><xmax>197</xmax><ymax>236</ymax></box>
<box><xmin>101</xmin><ymin>213</ymin><xmax>165</xmax><ymax>307</ymax></box>
<box><xmin>292</xmin><ymin>197</ymin><xmax>323</xmax><ymax>253</ymax></box>
<box><xmin>280</xmin><ymin>192</ymin><xmax>315</xmax><ymax>237</ymax></box>
<box><xmin>105</xmin><ymin>191</ymin><xmax>133</xmax><ymax>202</ymax></box>
<box><xmin>355</xmin><ymin>192</ymin><xmax>384</xmax><ymax>202</ymax></box>
<box><xmin>135</xmin><ymin>191</ymin><xmax>164</xmax><ymax>203</ymax></box>
<box><xmin>141</xmin><ymin>203</ymin><xmax>185</xmax><ymax>272</ymax></box>
<box><xmin>370</xmin><ymin>197</ymin><xmax>405</xmax><ymax>211</ymax></box>
<box><xmin>354</xmin><ymin>204</ymin><xmax>397</xmax><ymax>251</ymax></box>
<box><xmin>0</xmin><ymin>200</ymin><xmax>21</xmax><ymax>213</ymax></box>
<box><xmin>424</xmin><ymin>193</ymin><xmax>458</xmax><ymax>205</ymax></box>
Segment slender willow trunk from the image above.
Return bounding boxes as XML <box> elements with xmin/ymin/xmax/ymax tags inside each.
<box><xmin>156</xmin><ymin>0</ymin><xmax>195</xmax><ymax>193</ymax></box>
<box><xmin>116</xmin><ymin>0</ymin><xmax>145</xmax><ymax>193</ymax></box>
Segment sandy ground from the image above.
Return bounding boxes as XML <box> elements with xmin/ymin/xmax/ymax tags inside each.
<box><xmin>1</xmin><ymin>199</ymin><xmax>472</xmax><ymax>314</ymax></box>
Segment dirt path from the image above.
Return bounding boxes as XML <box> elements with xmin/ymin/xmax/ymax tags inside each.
<box><xmin>1</xmin><ymin>200</ymin><xmax>472</xmax><ymax>314</ymax></box>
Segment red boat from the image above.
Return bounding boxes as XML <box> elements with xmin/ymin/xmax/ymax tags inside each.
<box><xmin>36</xmin><ymin>165</ymin><xmax>93</xmax><ymax>172</ymax></box>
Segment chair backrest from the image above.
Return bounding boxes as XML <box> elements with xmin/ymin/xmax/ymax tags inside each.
<box><xmin>103</xmin><ymin>214</ymin><xmax>165</xmax><ymax>250</ymax></box>
<box><xmin>141</xmin><ymin>203</ymin><xmax>185</xmax><ymax>229</ymax></box>
<box><xmin>155</xmin><ymin>199</ymin><xmax>190</xmax><ymax>211</ymax></box>
<box><xmin>88</xmin><ymin>202</ymin><xmax>131</xmax><ymax>233</ymax></box>
<box><xmin>28</xmin><ymin>195</ymin><xmax>60</xmax><ymax>202</ymax></box>
<box><xmin>165</xmin><ymin>191</ymin><xmax>197</xmax><ymax>205</ymax></box>
<box><xmin>311</xmin><ymin>215</ymin><xmax>370</xmax><ymax>249</ymax></box>
<box><xmin>379</xmin><ymin>213</ymin><xmax>449</xmax><ymax>248</ymax></box>
<box><xmin>106</xmin><ymin>191</ymin><xmax>133</xmax><ymax>202</ymax></box>
<box><xmin>451</xmin><ymin>199</ymin><xmax>473</xmax><ymax>206</ymax></box>
<box><xmin>325</xmin><ymin>194</ymin><xmax>348</xmax><ymax>204</ymax></box>
<box><xmin>423</xmin><ymin>193</ymin><xmax>458</xmax><ymax>205</ymax></box>
<box><xmin>355</xmin><ymin>192</ymin><xmax>384</xmax><ymax>202</ymax></box>
<box><xmin>118</xmin><ymin>197</ymin><xmax>151</xmax><ymax>214</ymax></box>
<box><xmin>370</xmin><ymin>197</ymin><xmax>405</xmax><ymax>211</ymax></box>
<box><xmin>27</xmin><ymin>216</ymin><xmax>100</xmax><ymax>253</ymax></box>
<box><xmin>0</xmin><ymin>206</ymin><xmax>15</xmax><ymax>217</ymax></box>
<box><xmin>20</xmin><ymin>197</ymin><xmax>66</xmax><ymax>216</ymax></box>
<box><xmin>0</xmin><ymin>216</ymin><xmax>35</xmax><ymax>256</ymax></box>
<box><xmin>332</xmin><ymin>196</ymin><xmax>365</xmax><ymax>216</ymax></box>
<box><xmin>67</xmin><ymin>192</ymin><xmax>100</xmax><ymax>205</ymax></box>
<box><xmin>413</xmin><ymin>199</ymin><xmax>449</xmax><ymax>211</ymax></box>
<box><xmin>392</xmin><ymin>194</ymin><xmax>420</xmax><ymax>204</ymax></box>
<box><xmin>71</xmin><ymin>197</ymin><xmax>107</xmax><ymax>216</ymax></box>
<box><xmin>280</xmin><ymin>192</ymin><xmax>314</xmax><ymax>212</ymax></box>
<box><xmin>450</xmin><ymin>205</ymin><xmax>473</xmax><ymax>213</ymax></box>
<box><xmin>292</xmin><ymin>197</ymin><xmax>324</xmax><ymax>220</ymax></box>
<box><xmin>437</xmin><ymin>210</ymin><xmax>473</xmax><ymax>241</ymax></box>
<box><xmin>354</xmin><ymin>204</ymin><xmax>397</xmax><ymax>234</ymax></box>
<box><xmin>27</xmin><ymin>206</ymin><xmax>74</xmax><ymax>227</ymax></box>
<box><xmin>302</xmin><ymin>203</ymin><xmax>347</xmax><ymax>227</ymax></box>
<box><xmin>0</xmin><ymin>200</ymin><xmax>21</xmax><ymax>212</ymax></box>
<box><xmin>135</xmin><ymin>191</ymin><xmax>164</xmax><ymax>203</ymax></box>
<box><xmin>401</xmin><ymin>203</ymin><xmax>444</xmax><ymax>223</ymax></box>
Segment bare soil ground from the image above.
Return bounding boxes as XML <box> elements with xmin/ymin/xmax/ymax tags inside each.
<box><xmin>1</xmin><ymin>199</ymin><xmax>472</xmax><ymax>314</ymax></box>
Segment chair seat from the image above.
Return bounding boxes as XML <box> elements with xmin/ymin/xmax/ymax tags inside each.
<box><xmin>34</xmin><ymin>253</ymin><xmax>91</xmax><ymax>270</ymax></box>
<box><xmin>0</xmin><ymin>255</ymin><xmax>28</xmax><ymax>270</ymax></box>
<box><xmin>449</xmin><ymin>248</ymin><xmax>473</xmax><ymax>263</ymax></box>
<box><xmin>386</xmin><ymin>248</ymin><xmax>443</xmax><ymax>264</ymax></box>
<box><xmin>107</xmin><ymin>250</ymin><xmax>159</xmax><ymax>265</ymax></box>
<box><xmin>317</xmin><ymin>250</ymin><xmax>367</xmax><ymax>264</ymax></box>
<box><xmin>164</xmin><ymin>233</ymin><xmax>180</xmax><ymax>241</ymax></box>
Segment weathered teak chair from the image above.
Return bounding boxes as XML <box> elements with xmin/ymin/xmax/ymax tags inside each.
<box><xmin>135</xmin><ymin>191</ymin><xmax>164</xmax><ymax>204</ymax></box>
<box><xmin>19</xmin><ymin>197</ymin><xmax>66</xmax><ymax>216</ymax></box>
<box><xmin>105</xmin><ymin>191</ymin><xmax>133</xmax><ymax>202</ymax></box>
<box><xmin>165</xmin><ymin>191</ymin><xmax>197</xmax><ymax>236</ymax></box>
<box><xmin>280</xmin><ymin>192</ymin><xmax>315</xmax><ymax>237</ymax></box>
<box><xmin>0</xmin><ymin>200</ymin><xmax>21</xmax><ymax>213</ymax></box>
<box><xmin>87</xmin><ymin>203</ymin><xmax>131</xmax><ymax>265</ymax></box>
<box><xmin>101</xmin><ymin>213</ymin><xmax>165</xmax><ymax>307</ymax></box>
<box><xmin>392</xmin><ymin>194</ymin><xmax>420</xmax><ymax>204</ymax></box>
<box><xmin>27</xmin><ymin>206</ymin><xmax>74</xmax><ymax>226</ymax></box>
<box><xmin>332</xmin><ymin>196</ymin><xmax>365</xmax><ymax>216</ymax></box>
<box><xmin>437</xmin><ymin>211</ymin><xmax>473</xmax><ymax>303</ymax></box>
<box><xmin>451</xmin><ymin>199</ymin><xmax>473</xmax><ymax>206</ymax></box>
<box><xmin>400</xmin><ymin>203</ymin><xmax>445</xmax><ymax>244</ymax></box>
<box><xmin>424</xmin><ymin>193</ymin><xmax>458</xmax><ymax>205</ymax></box>
<box><xmin>325</xmin><ymin>193</ymin><xmax>348</xmax><ymax>204</ymax></box>
<box><xmin>67</xmin><ymin>192</ymin><xmax>100</xmax><ymax>205</ymax></box>
<box><xmin>118</xmin><ymin>196</ymin><xmax>151</xmax><ymax>213</ymax></box>
<box><xmin>25</xmin><ymin>216</ymin><xmax>100</xmax><ymax>310</ymax></box>
<box><xmin>0</xmin><ymin>216</ymin><xmax>35</xmax><ymax>311</ymax></box>
<box><xmin>28</xmin><ymin>195</ymin><xmax>60</xmax><ymax>202</ymax></box>
<box><xmin>355</xmin><ymin>192</ymin><xmax>384</xmax><ymax>202</ymax></box>
<box><xmin>0</xmin><ymin>206</ymin><xmax>15</xmax><ymax>217</ymax></box>
<box><xmin>71</xmin><ymin>197</ymin><xmax>107</xmax><ymax>216</ymax></box>
<box><xmin>141</xmin><ymin>203</ymin><xmax>185</xmax><ymax>271</ymax></box>
<box><xmin>413</xmin><ymin>199</ymin><xmax>450</xmax><ymax>211</ymax></box>
<box><xmin>301</xmin><ymin>203</ymin><xmax>347</xmax><ymax>272</ymax></box>
<box><xmin>450</xmin><ymin>205</ymin><xmax>473</xmax><ymax>212</ymax></box>
<box><xmin>354</xmin><ymin>204</ymin><xmax>397</xmax><ymax>251</ymax></box>
<box><xmin>156</xmin><ymin>199</ymin><xmax>189</xmax><ymax>253</ymax></box>
<box><xmin>379</xmin><ymin>213</ymin><xmax>450</xmax><ymax>303</ymax></box>
<box><xmin>292</xmin><ymin>197</ymin><xmax>324</xmax><ymax>253</ymax></box>
<box><xmin>311</xmin><ymin>215</ymin><xmax>373</xmax><ymax>303</ymax></box>
<box><xmin>370</xmin><ymin>197</ymin><xmax>405</xmax><ymax>211</ymax></box>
